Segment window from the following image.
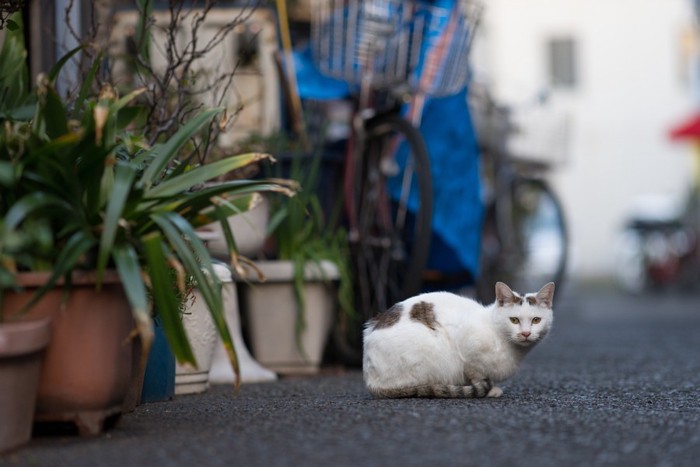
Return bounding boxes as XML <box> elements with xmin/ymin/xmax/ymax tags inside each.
<box><xmin>548</xmin><ymin>37</ymin><xmax>577</xmax><ymax>89</ymax></box>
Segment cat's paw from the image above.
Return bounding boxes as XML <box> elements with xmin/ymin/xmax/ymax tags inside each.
<box><xmin>487</xmin><ymin>386</ymin><xmax>503</xmax><ymax>398</ymax></box>
<box><xmin>471</xmin><ymin>379</ymin><xmax>493</xmax><ymax>397</ymax></box>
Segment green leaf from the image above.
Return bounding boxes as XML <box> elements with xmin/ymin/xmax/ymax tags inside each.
<box><xmin>139</xmin><ymin>108</ymin><xmax>221</xmax><ymax>189</ymax></box>
<box><xmin>97</xmin><ymin>163</ymin><xmax>137</xmax><ymax>283</ymax></box>
<box><xmin>52</xmin><ymin>231</ymin><xmax>96</xmax><ymax>277</ymax></box>
<box><xmin>112</xmin><ymin>244</ymin><xmax>149</xmax><ymax>317</ymax></box>
<box><xmin>152</xmin><ymin>179</ymin><xmax>297</xmax><ymax>228</ymax></box>
<box><xmin>151</xmin><ymin>211</ymin><xmax>219</xmax><ymax>299</ymax></box>
<box><xmin>112</xmin><ymin>88</ymin><xmax>147</xmax><ymax>113</ymax></box>
<box><xmin>145</xmin><ymin>153</ymin><xmax>272</xmax><ymax>199</ymax></box>
<box><xmin>47</xmin><ymin>45</ymin><xmax>84</xmax><ymax>84</ymax></box>
<box><xmin>135</xmin><ymin>0</ymin><xmax>153</xmax><ymax>63</ymax></box>
<box><xmin>4</xmin><ymin>192</ymin><xmax>69</xmax><ymax>231</ymax></box>
<box><xmin>291</xmin><ymin>251</ymin><xmax>308</xmax><ymax>360</ymax></box>
<box><xmin>266</xmin><ymin>206</ymin><xmax>288</xmax><ymax>237</ymax></box>
<box><xmin>72</xmin><ymin>53</ymin><xmax>102</xmax><ymax>119</ymax></box>
<box><xmin>151</xmin><ymin>212</ymin><xmax>222</xmax><ymax>325</ymax></box>
<box><xmin>116</xmin><ymin>105</ymin><xmax>147</xmax><ymax>132</ymax></box>
<box><xmin>197</xmin><ymin>193</ymin><xmax>257</xmax><ymax>227</ymax></box>
<box><xmin>142</xmin><ymin>232</ymin><xmax>196</xmax><ymax>365</ymax></box>
<box><xmin>213</xmin><ymin>204</ymin><xmax>239</xmax><ymax>260</ymax></box>
<box><xmin>4</xmin><ymin>103</ymin><xmax>35</xmax><ymax>120</ymax></box>
<box><xmin>113</xmin><ymin>244</ymin><xmax>154</xmax><ymax>362</ymax></box>
<box><xmin>5</xmin><ymin>19</ymin><xmax>19</xmax><ymax>31</ymax></box>
<box><xmin>37</xmin><ymin>84</ymin><xmax>69</xmax><ymax>139</ymax></box>
<box><xmin>0</xmin><ymin>12</ymin><xmax>30</xmax><ymax>115</ymax></box>
<box><xmin>18</xmin><ymin>230</ymin><xmax>96</xmax><ymax>314</ymax></box>
<box><xmin>151</xmin><ymin>211</ymin><xmax>240</xmax><ymax>387</ymax></box>
<box><xmin>0</xmin><ymin>161</ymin><xmax>14</xmax><ymax>186</ymax></box>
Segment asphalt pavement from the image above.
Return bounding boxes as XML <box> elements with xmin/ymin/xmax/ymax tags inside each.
<box><xmin>2</xmin><ymin>281</ymin><xmax>700</xmax><ymax>467</ymax></box>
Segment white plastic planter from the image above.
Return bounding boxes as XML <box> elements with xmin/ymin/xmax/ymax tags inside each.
<box><xmin>201</xmin><ymin>195</ymin><xmax>269</xmax><ymax>259</ymax></box>
<box><xmin>238</xmin><ymin>260</ymin><xmax>338</xmax><ymax>375</ymax></box>
<box><xmin>174</xmin><ymin>265</ymin><xmax>228</xmax><ymax>395</ymax></box>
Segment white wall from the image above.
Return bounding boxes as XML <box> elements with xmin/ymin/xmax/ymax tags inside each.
<box><xmin>472</xmin><ymin>0</ymin><xmax>697</xmax><ymax>278</ymax></box>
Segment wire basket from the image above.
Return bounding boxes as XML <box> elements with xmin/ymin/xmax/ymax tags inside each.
<box><xmin>506</xmin><ymin>104</ymin><xmax>571</xmax><ymax>168</ymax></box>
<box><xmin>311</xmin><ymin>0</ymin><xmax>482</xmax><ymax>97</ymax></box>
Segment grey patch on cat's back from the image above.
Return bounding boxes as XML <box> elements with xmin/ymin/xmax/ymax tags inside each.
<box><xmin>370</xmin><ymin>303</ymin><xmax>403</xmax><ymax>329</ymax></box>
<box><xmin>410</xmin><ymin>301</ymin><xmax>438</xmax><ymax>330</ymax></box>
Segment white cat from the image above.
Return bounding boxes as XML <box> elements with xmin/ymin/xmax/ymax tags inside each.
<box><xmin>363</xmin><ymin>282</ymin><xmax>555</xmax><ymax>398</ymax></box>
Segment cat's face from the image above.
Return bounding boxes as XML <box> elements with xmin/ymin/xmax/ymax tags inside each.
<box><xmin>494</xmin><ymin>282</ymin><xmax>555</xmax><ymax>347</ymax></box>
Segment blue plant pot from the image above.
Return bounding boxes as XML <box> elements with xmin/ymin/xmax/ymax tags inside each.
<box><xmin>140</xmin><ymin>317</ymin><xmax>175</xmax><ymax>403</ymax></box>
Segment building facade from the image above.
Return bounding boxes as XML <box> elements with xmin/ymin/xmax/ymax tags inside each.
<box><xmin>472</xmin><ymin>0</ymin><xmax>697</xmax><ymax>278</ymax></box>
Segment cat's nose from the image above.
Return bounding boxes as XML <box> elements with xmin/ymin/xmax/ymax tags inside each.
<box><xmin>521</xmin><ymin>331</ymin><xmax>531</xmax><ymax>338</ymax></box>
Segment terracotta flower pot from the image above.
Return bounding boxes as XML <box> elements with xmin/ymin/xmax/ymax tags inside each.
<box><xmin>3</xmin><ymin>271</ymin><xmax>137</xmax><ymax>436</ymax></box>
<box><xmin>0</xmin><ymin>317</ymin><xmax>52</xmax><ymax>453</ymax></box>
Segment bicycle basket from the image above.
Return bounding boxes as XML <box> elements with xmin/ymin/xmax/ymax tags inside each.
<box><xmin>311</xmin><ymin>0</ymin><xmax>482</xmax><ymax>97</ymax></box>
<box><xmin>507</xmin><ymin>105</ymin><xmax>571</xmax><ymax>168</ymax></box>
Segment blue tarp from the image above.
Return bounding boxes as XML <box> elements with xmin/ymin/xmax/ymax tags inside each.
<box><xmin>293</xmin><ymin>47</ymin><xmax>350</xmax><ymax>100</ymax></box>
<box><xmin>393</xmin><ymin>88</ymin><xmax>482</xmax><ymax>280</ymax></box>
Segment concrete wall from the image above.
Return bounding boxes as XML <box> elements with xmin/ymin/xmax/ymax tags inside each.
<box><xmin>472</xmin><ymin>0</ymin><xmax>697</xmax><ymax>277</ymax></box>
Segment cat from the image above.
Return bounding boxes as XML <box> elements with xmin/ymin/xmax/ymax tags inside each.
<box><xmin>363</xmin><ymin>281</ymin><xmax>555</xmax><ymax>398</ymax></box>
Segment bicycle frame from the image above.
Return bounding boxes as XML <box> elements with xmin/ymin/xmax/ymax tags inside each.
<box><xmin>310</xmin><ymin>0</ymin><xmax>481</xmax><ymax>361</ymax></box>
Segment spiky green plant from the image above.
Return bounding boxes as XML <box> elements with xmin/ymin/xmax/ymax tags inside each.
<box><xmin>261</xmin><ymin>137</ymin><xmax>355</xmax><ymax>358</ymax></box>
<box><xmin>0</xmin><ymin>16</ymin><xmax>297</xmax><ymax>389</ymax></box>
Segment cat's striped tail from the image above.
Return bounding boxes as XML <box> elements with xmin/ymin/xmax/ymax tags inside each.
<box><xmin>369</xmin><ymin>380</ymin><xmax>492</xmax><ymax>399</ymax></box>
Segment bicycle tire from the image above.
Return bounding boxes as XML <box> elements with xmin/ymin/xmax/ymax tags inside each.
<box><xmin>477</xmin><ymin>177</ymin><xmax>567</xmax><ymax>303</ymax></box>
<box><xmin>335</xmin><ymin>113</ymin><xmax>433</xmax><ymax>364</ymax></box>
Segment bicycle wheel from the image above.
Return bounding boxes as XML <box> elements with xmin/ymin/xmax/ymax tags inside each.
<box><xmin>352</xmin><ymin>113</ymin><xmax>433</xmax><ymax>318</ymax></box>
<box><xmin>477</xmin><ymin>177</ymin><xmax>567</xmax><ymax>303</ymax></box>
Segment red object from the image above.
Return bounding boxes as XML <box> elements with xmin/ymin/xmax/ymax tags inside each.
<box><xmin>669</xmin><ymin>113</ymin><xmax>700</xmax><ymax>140</ymax></box>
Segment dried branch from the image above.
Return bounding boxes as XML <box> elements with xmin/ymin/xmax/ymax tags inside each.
<box><xmin>56</xmin><ymin>0</ymin><xmax>264</xmax><ymax>164</ymax></box>
<box><xmin>0</xmin><ymin>0</ymin><xmax>24</xmax><ymax>30</ymax></box>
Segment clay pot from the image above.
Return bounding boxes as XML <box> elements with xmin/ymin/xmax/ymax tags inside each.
<box><xmin>0</xmin><ymin>317</ymin><xmax>52</xmax><ymax>453</ymax></box>
<box><xmin>2</xmin><ymin>271</ymin><xmax>137</xmax><ymax>436</ymax></box>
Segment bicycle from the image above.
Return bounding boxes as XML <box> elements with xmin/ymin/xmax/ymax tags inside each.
<box><xmin>469</xmin><ymin>85</ymin><xmax>569</xmax><ymax>303</ymax></box>
<box><xmin>614</xmin><ymin>195</ymin><xmax>700</xmax><ymax>294</ymax></box>
<box><xmin>309</xmin><ymin>0</ymin><xmax>482</xmax><ymax>360</ymax></box>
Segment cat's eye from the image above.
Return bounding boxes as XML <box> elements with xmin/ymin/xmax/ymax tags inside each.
<box><xmin>509</xmin><ymin>317</ymin><xmax>519</xmax><ymax>324</ymax></box>
<box><xmin>532</xmin><ymin>317</ymin><xmax>541</xmax><ymax>324</ymax></box>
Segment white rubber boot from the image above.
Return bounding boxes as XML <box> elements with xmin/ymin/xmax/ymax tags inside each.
<box><xmin>208</xmin><ymin>264</ymin><xmax>277</xmax><ymax>385</ymax></box>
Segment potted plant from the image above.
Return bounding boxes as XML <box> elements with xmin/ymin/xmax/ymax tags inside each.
<box><xmin>0</xmin><ymin>17</ymin><xmax>296</xmax><ymax>434</ymax></box>
<box><xmin>0</xmin><ymin>316</ymin><xmax>52</xmax><ymax>453</ymax></box>
<box><xmin>236</xmin><ymin>136</ymin><xmax>354</xmax><ymax>375</ymax></box>
<box><xmin>0</xmin><ymin>15</ymin><xmax>53</xmax><ymax>451</ymax></box>
<box><xmin>173</xmin><ymin>263</ymin><xmax>228</xmax><ymax>395</ymax></box>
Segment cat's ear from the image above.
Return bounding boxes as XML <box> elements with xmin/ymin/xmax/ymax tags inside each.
<box><xmin>536</xmin><ymin>282</ymin><xmax>556</xmax><ymax>308</ymax></box>
<box><xmin>495</xmin><ymin>282</ymin><xmax>514</xmax><ymax>307</ymax></box>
